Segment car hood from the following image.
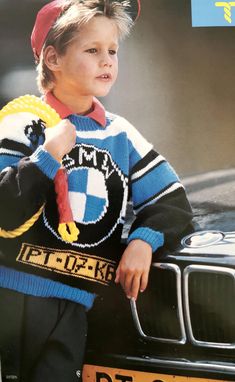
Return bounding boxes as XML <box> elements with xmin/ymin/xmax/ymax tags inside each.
<box><xmin>184</xmin><ymin>168</ymin><xmax>235</xmax><ymax>232</ymax></box>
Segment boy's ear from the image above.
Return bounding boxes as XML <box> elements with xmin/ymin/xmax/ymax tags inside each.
<box><xmin>43</xmin><ymin>45</ymin><xmax>60</xmax><ymax>71</ymax></box>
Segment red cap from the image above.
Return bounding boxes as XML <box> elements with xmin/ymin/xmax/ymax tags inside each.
<box><xmin>31</xmin><ymin>0</ymin><xmax>64</xmax><ymax>60</ymax></box>
<box><xmin>31</xmin><ymin>0</ymin><xmax>141</xmax><ymax>60</ymax></box>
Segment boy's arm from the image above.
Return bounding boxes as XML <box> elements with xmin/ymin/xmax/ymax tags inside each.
<box><xmin>116</xmin><ymin>150</ymin><xmax>192</xmax><ymax>300</ymax></box>
<box><xmin>0</xmin><ymin>114</ymin><xmax>75</xmax><ymax>231</ymax></box>
<box><xmin>115</xmin><ymin>239</ymin><xmax>152</xmax><ymax>301</ymax></box>
<box><xmin>116</xmin><ymin>154</ymin><xmax>192</xmax><ymax>300</ymax></box>
<box><xmin>116</xmin><ymin>120</ymin><xmax>193</xmax><ymax>300</ymax></box>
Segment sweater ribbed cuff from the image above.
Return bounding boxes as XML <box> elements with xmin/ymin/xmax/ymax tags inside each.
<box><xmin>127</xmin><ymin>227</ymin><xmax>164</xmax><ymax>252</ymax></box>
<box><xmin>30</xmin><ymin>146</ymin><xmax>60</xmax><ymax>180</ymax></box>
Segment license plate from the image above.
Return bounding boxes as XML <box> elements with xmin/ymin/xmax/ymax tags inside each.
<box><xmin>83</xmin><ymin>364</ymin><xmax>230</xmax><ymax>382</ymax></box>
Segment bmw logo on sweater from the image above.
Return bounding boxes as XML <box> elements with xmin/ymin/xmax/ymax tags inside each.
<box><xmin>43</xmin><ymin>143</ymin><xmax>129</xmax><ymax>248</ymax></box>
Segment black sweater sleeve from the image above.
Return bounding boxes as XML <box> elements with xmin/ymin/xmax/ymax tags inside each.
<box><xmin>0</xmin><ymin>158</ymin><xmax>54</xmax><ymax>230</ymax></box>
<box><xmin>128</xmin><ymin>149</ymin><xmax>193</xmax><ymax>252</ymax></box>
<box><xmin>0</xmin><ymin>114</ymin><xmax>59</xmax><ymax>231</ymax></box>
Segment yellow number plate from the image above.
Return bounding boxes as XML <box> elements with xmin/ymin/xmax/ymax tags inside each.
<box><xmin>83</xmin><ymin>364</ymin><xmax>230</xmax><ymax>382</ymax></box>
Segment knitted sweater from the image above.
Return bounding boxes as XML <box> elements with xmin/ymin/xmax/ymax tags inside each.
<box><xmin>0</xmin><ymin>94</ymin><xmax>192</xmax><ymax>308</ymax></box>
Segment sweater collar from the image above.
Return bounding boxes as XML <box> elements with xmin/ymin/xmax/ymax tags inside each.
<box><xmin>44</xmin><ymin>92</ymin><xmax>106</xmax><ymax>127</ymax></box>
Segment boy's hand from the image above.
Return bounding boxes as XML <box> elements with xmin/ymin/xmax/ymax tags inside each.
<box><xmin>43</xmin><ymin>119</ymin><xmax>76</xmax><ymax>162</ymax></box>
<box><xmin>115</xmin><ymin>239</ymin><xmax>152</xmax><ymax>301</ymax></box>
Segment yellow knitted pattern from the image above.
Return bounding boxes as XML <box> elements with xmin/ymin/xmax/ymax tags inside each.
<box><xmin>0</xmin><ymin>205</ymin><xmax>44</xmax><ymax>238</ymax></box>
<box><xmin>0</xmin><ymin>94</ymin><xmax>61</xmax><ymax>127</ymax></box>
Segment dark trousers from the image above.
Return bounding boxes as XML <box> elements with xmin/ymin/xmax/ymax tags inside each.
<box><xmin>0</xmin><ymin>288</ymin><xmax>87</xmax><ymax>382</ymax></box>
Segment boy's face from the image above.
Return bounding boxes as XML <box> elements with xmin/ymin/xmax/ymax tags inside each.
<box><xmin>52</xmin><ymin>16</ymin><xmax>119</xmax><ymax>99</ymax></box>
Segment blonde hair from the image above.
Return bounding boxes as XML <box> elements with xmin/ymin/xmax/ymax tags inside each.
<box><xmin>36</xmin><ymin>0</ymin><xmax>133</xmax><ymax>93</ymax></box>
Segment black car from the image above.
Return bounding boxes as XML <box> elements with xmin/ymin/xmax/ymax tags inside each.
<box><xmin>83</xmin><ymin>168</ymin><xmax>235</xmax><ymax>382</ymax></box>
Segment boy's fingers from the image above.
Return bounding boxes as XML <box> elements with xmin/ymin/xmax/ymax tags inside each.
<box><xmin>115</xmin><ymin>263</ymin><xmax>149</xmax><ymax>300</ymax></box>
<box><xmin>115</xmin><ymin>267</ymin><xmax>120</xmax><ymax>283</ymax></box>
<box><xmin>140</xmin><ymin>271</ymin><xmax>149</xmax><ymax>293</ymax></box>
<box><xmin>130</xmin><ymin>275</ymin><xmax>141</xmax><ymax>301</ymax></box>
<box><xmin>123</xmin><ymin>273</ymin><xmax>133</xmax><ymax>298</ymax></box>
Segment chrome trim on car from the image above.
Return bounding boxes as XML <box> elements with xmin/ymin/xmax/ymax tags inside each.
<box><xmin>122</xmin><ymin>354</ymin><xmax>235</xmax><ymax>374</ymax></box>
<box><xmin>183</xmin><ymin>264</ymin><xmax>235</xmax><ymax>349</ymax></box>
<box><xmin>131</xmin><ymin>263</ymin><xmax>187</xmax><ymax>344</ymax></box>
<box><xmin>181</xmin><ymin>230</ymin><xmax>225</xmax><ymax>248</ymax></box>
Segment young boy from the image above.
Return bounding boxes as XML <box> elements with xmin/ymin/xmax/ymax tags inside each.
<box><xmin>0</xmin><ymin>0</ymin><xmax>193</xmax><ymax>381</ymax></box>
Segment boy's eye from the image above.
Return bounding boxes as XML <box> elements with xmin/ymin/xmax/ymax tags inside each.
<box><xmin>86</xmin><ymin>48</ymin><xmax>97</xmax><ymax>53</ymax></box>
<box><xmin>109</xmin><ymin>50</ymin><xmax>117</xmax><ymax>55</ymax></box>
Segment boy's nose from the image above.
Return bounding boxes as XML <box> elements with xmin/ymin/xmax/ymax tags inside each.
<box><xmin>100</xmin><ymin>53</ymin><xmax>112</xmax><ymax>67</ymax></box>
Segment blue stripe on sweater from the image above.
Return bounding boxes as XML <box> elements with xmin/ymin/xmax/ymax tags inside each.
<box><xmin>68</xmin><ymin>168</ymin><xmax>88</xmax><ymax>193</ymax></box>
<box><xmin>84</xmin><ymin>195</ymin><xmax>106</xmax><ymax>222</ymax></box>
<box><xmin>128</xmin><ymin>140</ymin><xmax>142</xmax><ymax>169</ymax></box>
<box><xmin>132</xmin><ymin>161</ymin><xmax>179</xmax><ymax>206</ymax></box>
<box><xmin>0</xmin><ymin>266</ymin><xmax>95</xmax><ymax>309</ymax></box>
<box><xmin>70</xmin><ymin>115</ymin><xmax>147</xmax><ymax>173</ymax></box>
<box><xmin>0</xmin><ymin>155</ymin><xmax>22</xmax><ymax>171</ymax></box>
<box><xmin>69</xmin><ymin>115</ymin><xmax>112</xmax><ymax>130</ymax></box>
<box><xmin>78</xmin><ymin>134</ymin><xmax>130</xmax><ymax>173</ymax></box>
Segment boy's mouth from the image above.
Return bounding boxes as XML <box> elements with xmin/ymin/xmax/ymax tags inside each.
<box><xmin>96</xmin><ymin>73</ymin><xmax>112</xmax><ymax>80</ymax></box>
